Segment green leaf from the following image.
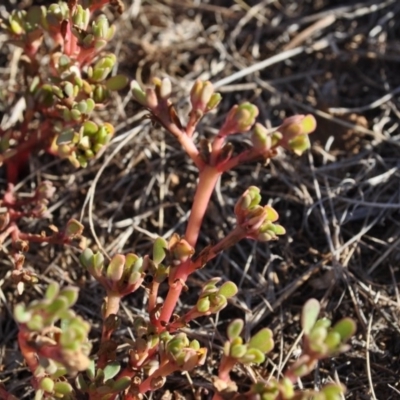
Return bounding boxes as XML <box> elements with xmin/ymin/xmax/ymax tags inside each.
<box><xmin>105</xmin><ymin>75</ymin><xmax>129</xmax><ymax>91</ymax></box>
<box><xmin>322</xmin><ymin>383</ymin><xmax>345</xmax><ymax>400</ymax></box>
<box><xmin>47</xmin><ymin>297</ymin><xmax>68</xmax><ymax>315</ymax></box>
<box><xmin>332</xmin><ymin>317</ymin><xmax>356</xmax><ymax>342</ymax></box>
<box><xmin>103</xmin><ymin>362</ymin><xmax>121</xmax><ymax>381</ymax></box>
<box><xmin>27</xmin><ymin>314</ymin><xmax>44</xmax><ymax>331</ymax></box>
<box><xmin>230</xmin><ymin>344</ymin><xmax>247</xmax><ymax>359</ymax></box>
<box><xmin>302</xmin><ymin>298</ymin><xmax>320</xmax><ymax>334</ymax></box>
<box><xmin>309</xmin><ymin>326</ymin><xmax>327</xmax><ymax>344</ymax></box>
<box><xmin>59</xmin><ymin>287</ymin><xmax>79</xmax><ymax>307</ymax></box>
<box><xmin>39</xmin><ymin>377</ymin><xmax>54</xmax><ymax>392</ymax></box>
<box><xmin>325</xmin><ymin>331</ymin><xmax>341</xmax><ymax>350</ymax></box>
<box><xmin>106</xmin><ymin>254</ymin><xmax>125</xmax><ymax>282</ymax></box>
<box><xmin>196</xmin><ymin>297</ymin><xmax>210</xmax><ymax>313</ymax></box>
<box><xmin>241</xmin><ymin>348</ymin><xmax>265</xmax><ymax>364</ymax></box>
<box><xmin>289</xmin><ymin>134</ymin><xmax>311</xmax><ymax>156</ymax></box>
<box><xmin>248</xmin><ymin>328</ymin><xmax>274</xmax><ymax>354</ymax></box>
<box><xmin>83</xmin><ymin>121</ymin><xmax>98</xmax><ymax>136</ymax></box>
<box><xmin>86</xmin><ymin>98</ymin><xmax>95</xmax><ymax>113</ymax></box>
<box><xmin>271</xmin><ymin>224</ymin><xmax>286</xmax><ymax>235</ymax></box>
<box><xmin>218</xmin><ymin>281</ymin><xmax>238</xmax><ymax>298</ymax></box>
<box><xmin>14</xmin><ymin>304</ymin><xmax>31</xmax><ymax>323</ymax></box>
<box><xmin>45</xmin><ymin>282</ymin><xmax>60</xmax><ymax>301</ymax></box>
<box><xmin>53</xmin><ymin>381</ymin><xmax>73</xmax><ymax>395</ymax></box>
<box><xmin>227</xmin><ymin>319</ymin><xmax>243</xmax><ymax>341</ymax></box>
<box><xmin>57</xmin><ymin>128</ymin><xmax>75</xmax><ymax>145</ymax></box>
<box><xmin>264</xmin><ymin>205</ymin><xmax>279</xmax><ymax>222</ymax></box>
<box><xmin>79</xmin><ymin>248</ymin><xmax>93</xmax><ymax>268</ymax></box>
<box><xmin>153</xmin><ymin>237</ymin><xmax>168</xmax><ymax>264</ymax></box>
<box><xmin>86</xmin><ymin>359</ymin><xmax>96</xmax><ymax>380</ymax></box>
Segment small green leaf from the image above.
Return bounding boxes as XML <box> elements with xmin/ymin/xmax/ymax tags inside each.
<box><xmin>83</xmin><ymin>121</ymin><xmax>98</xmax><ymax>136</ymax></box>
<box><xmin>86</xmin><ymin>98</ymin><xmax>95</xmax><ymax>113</ymax></box>
<box><xmin>53</xmin><ymin>381</ymin><xmax>73</xmax><ymax>395</ymax></box>
<box><xmin>103</xmin><ymin>362</ymin><xmax>121</xmax><ymax>381</ymax></box>
<box><xmin>248</xmin><ymin>328</ymin><xmax>274</xmax><ymax>354</ymax></box>
<box><xmin>106</xmin><ymin>254</ymin><xmax>125</xmax><ymax>282</ymax></box>
<box><xmin>218</xmin><ymin>281</ymin><xmax>238</xmax><ymax>298</ymax></box>
<box><xmin>57</xmin><ymin>128</ymin><xmax>75</xmax><ymax>145</ymax></box>
<box><xmin>227</xmin><ymin>319</ymin><xmax>243</xmax><ymax>341</ymax></box>
<box><xmin>332</xmin><ymin>317</ymin><xmax>356</xmax><ymax>342</ymax></box>
<box><xmin>59</xmin><ymin>287</ymin><xmax>79</xmax><ymax>307</ymax></box>
<box><xmin>309</xmin><ymin>326</ymin><xmax>327</xmax><ymax>344</ymax></box>
<box><xmin>241</xmin><ymin>348</ymin><xmax>265</xmax><ymax>364</ymax></box>
<box><xmin>39</xmin><ymin>377</ymin><xmax>54</xmax><ymax>392</ymax></box>
<box><xmin>271</xmin><ymin>224</ymin><xmax>286</xmax><ymax>235</ymax></box>
<box><xmin>196</xmin><ymin>297</ymin><xmax>210</xmax><ymax>313</ymax></box>
<box><xmin>86</xmin><ymin>359</ymin><xmax>96</xmax><ymax>380</ymax></box>
<box><xmin>47</xmin><ymin>297</ymin><xmax>68</xmax><ymax>315</ymax></box>
<box><xmin>79</xmin><ymin>248</ymin><xmax>93</xmax><ymax>268</ymax></box>
<box><xmin>45</xmin><ymin>282</ymin><xmax>60</xmax><ymax>301</ymax></box>
<box><xmin>325</xmin><ymin>331</ymin><xmax>341</xmax><ymax>350</ymax></box>
<box><xmin>14</xmin><ymin>304</ymin><xmax>31</xmax><ymax>323</ymax></box>
<box><xmin>322</xmin><ymin>383</ymin><xmax>345</xmax><ymax>400</ymax></box>
<box><xmin>264</xmin><ymin>205</ymin><xmax>279</xmax><ymax>222</ymax></box>
<box><xmin>302</xmin><ymin>298</ymin><xmax>320</xmax><ymax>334</ymax></box>
<box><xmin>105</xmin><ymin>75</ymin><xmax>128</xmax><ymax>91</ymax></box>
<box><xmin>153</xmin><ymin>237</ymin><xmax>168</xmax><ymax>265</ymax></box>
<box><xmin>230</xmin><ymin>344</ymin><xmax>247</xmax><ymax>359</ymax></box>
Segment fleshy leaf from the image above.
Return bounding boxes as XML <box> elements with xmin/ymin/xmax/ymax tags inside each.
<box><xmin>153</xmin><ymin>237</ymin><xmax>168</xmax><ymax>265</ymax></box>
<box><xmin>227</xmin><ymin>319</ymin><xmax>243</xmax><ymax>341</ymax></box>
<box><xmin>103</xmin><ymin>362</ymin><xmax>121</xmax><ymax>381</ymax></box>
<box><xmin>248</xmin><ymin>328</ymin><xmax>274</xmax><ymax>354</ymax></box>
<box><xmin>302</xmin><ymin>298</ymin><xmax>320</xmax><ymax>334</ymax></box>
<box><xmin>218</xmin><ymin>281</ymin><xmax>238</xmax><ymax>299</ymax></box>
<box><xmin>105</xmin><ymin>75</ymin><xmax>128</xmax><ymax>91</ymax></box>
<box><xmin>332</xmin><ymin>317</ymin><xmax>356</xmax><ymax>342</ymax></box>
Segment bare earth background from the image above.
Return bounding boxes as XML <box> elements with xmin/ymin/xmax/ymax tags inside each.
<box><xmin>1</xmin><ymin>0</ymin><xmax>400</xmax><ymax>399</ymax></box>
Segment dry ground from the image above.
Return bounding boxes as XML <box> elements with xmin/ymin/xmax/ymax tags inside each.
<box><xmin>1</xmin><ymin>0</ymin><xmax>400</xmax><ymax>399</ymax></box>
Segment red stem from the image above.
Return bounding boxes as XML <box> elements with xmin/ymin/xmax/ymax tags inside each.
<box><xmin>155</xmin><ymin>109</ymin><xmax>205</xmax><ymax>170</ymax></box>
<box><xmin>217</xmin><ymin>355</ymin><xmax>237</xmax><ymax>382</ymax></box>
<box><xmin>210</xmin><ymin>134</ymin><xmax>226</xmax><ymax>166</ymax></box>
<box><xmin>185</xmin><ymin>165</ymin><xmax>221</xmax><ymax>247</ymax></box>
<box><xmin>158</xmin><ymin>165</ymin><xmax>221</xmax><ymax>326</ymax></box>
<box><xmin>138</xmin><ymin>360</ymin><xmax>176</xmax><ymax>393</ymax></box>
<box><xmin>219</xmin><ymin>147</ymin><xmax>276</xmax><ymax>173</ymax></box>
<box><xmin>148</xmin><ymin>280</ymin><xmax>160</xmax><ymax>315</ymax></box>
<box><xmin>97</xmin><ymin>292</ymin><xmax>121</xmax><ymax>369</ymax></box>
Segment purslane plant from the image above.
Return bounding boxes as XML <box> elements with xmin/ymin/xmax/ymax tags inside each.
<box><xmin>0</xmin><ymin>181</ymin><xmax>85</xmax><ymax>294</ymax></box>
<box><xmin>0</xmin><ymin>0</ymin><xmax>123</xmax><ymax>297</ymax></box>
<box><xmin>1</xmin><ymin>0</ymin><xmax>127</xmax><ymax>182</ymax></box>
<box><xmin>1</xmin><ymin>2</ymin><xmax>357</xmax><ymax>399</ymax></box>
<box><xmin>6</xmin><ymin>75</ymin><xmax>355</xmax><ymax>400</ymax></box>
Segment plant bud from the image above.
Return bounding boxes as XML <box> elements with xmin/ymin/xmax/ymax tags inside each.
<box><xmin>196</xmin><ymin>297</ymin><xmax>210</xmax><ymax>313</ymax></box>
<box><xmin>206</xmin><ymin>92</ymin><xmax>222</xmax><ymax>111</ymax></box>
<box><xmin>169</xmin><ymin>236</ymin><xmax>194</xmax><ymax>264</ymax></box>
<box><xmin>72</xmin><ymin>5</ymin><xmax>90</xmax><ymax>30</ymax></box>
<box><xmin>220</xmin><ymin>102</ymin><xmax>259</xmax><ymax>135</ymax></box>
<box><xmin>251</xmin><ymin>123</ymin><xmax>271</xmax><ymax>151</ymax></box>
